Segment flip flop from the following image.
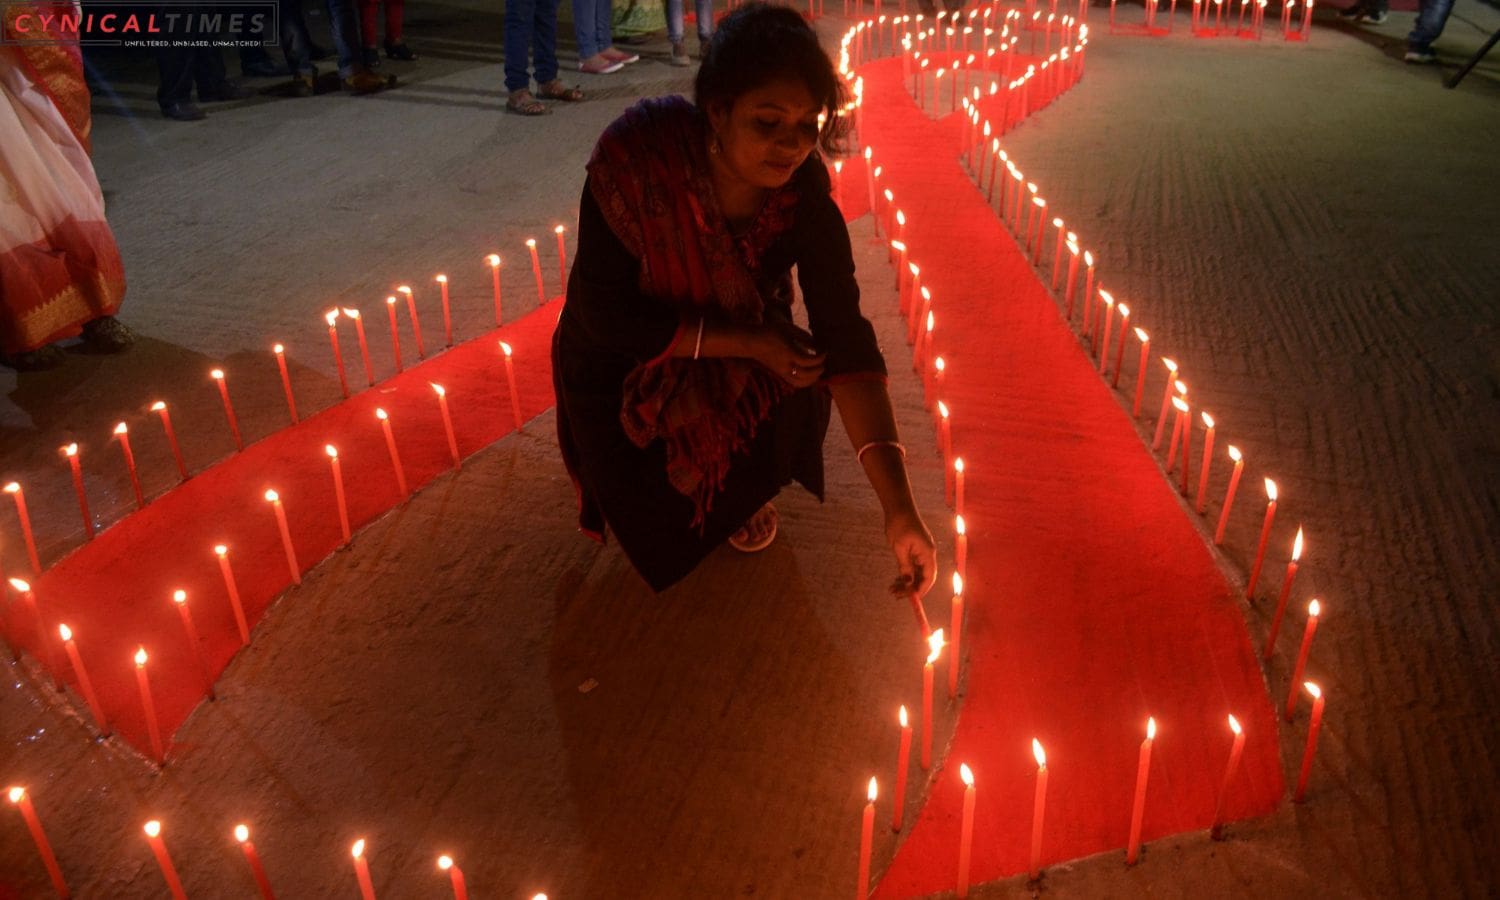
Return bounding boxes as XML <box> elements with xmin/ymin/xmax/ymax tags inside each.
<box><xmin>729</xmin><ymin>503</ymin><xmax>778</xmax><ymax>553</ymax></box>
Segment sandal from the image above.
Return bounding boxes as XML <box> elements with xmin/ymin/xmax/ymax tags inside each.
<box><xmin>507</xmin><ymin>88</ymin><xmax>549</xmax><ymax>116</ymax></box>
<box><xmin>536</xmin><ymin>79</ymin><xmax>585</xmax><ymax>102</ymax></box>
<box><xmin>729</xmin><ymin>503</ymin><xmax>778</xmax><ymax>553</ymax></box>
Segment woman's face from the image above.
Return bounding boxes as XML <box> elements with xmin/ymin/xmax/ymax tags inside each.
<box><xmin>710</xmin><ymin>78</ymin><xmax>823</xmax><ymax>191</ymax></box>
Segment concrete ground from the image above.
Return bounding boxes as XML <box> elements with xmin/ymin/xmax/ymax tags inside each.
<box><xmin>3</xmin><ymin>0</ymin><xmax>1499</xmax><ymax>895</ymax></box>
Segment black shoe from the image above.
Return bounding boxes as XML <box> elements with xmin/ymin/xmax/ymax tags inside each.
<box><xmin>362</xmin><ymin>46</ymin><xmax>381</xmax><ymax>69</ymax></box>
<box><xmin>3</xmin><ymin>344</ymin><xmax>66</xmax><ymax>371</ymax></box>
<box><xmin>80</xmin><ymin>316</ymin><xmax>135</xmax><ymax>353</ymax></box>
<box><xmin>384</xmin><ymin>41</ymin><xmax>417</xmax><ymax>61</ymax></box>
<box><xmin>1336</xmin><ymin>3</ymin><xmax>1364</xmax><ymax>19</ymax></box>
<box><xmin>160</xmin><ymin>101</ymin><xmax>206</xmax><ymax>121</ymax></box>
<box><xmin>241</xmin><ymin>57</ymin><xmax>284</xmax><ymax>77</ymax></box>
<box><xmin>289</xmin><ymin>73</ymin><xmax>316</xmax><ymax>97</ymax></box>
<box><xmin>199</xmin><ymin>80</ymin><xmax>255</xmax><ymax>101</ymax></box>
<box><xmin>1360</xmin><ymin>8</ymin><xmax>1388</xmax><ymax>22</ymax></box>
<box><xmin>308</xmin><ymin>42</ymin><xmax>333</xmax><ymax>61</ymax></box>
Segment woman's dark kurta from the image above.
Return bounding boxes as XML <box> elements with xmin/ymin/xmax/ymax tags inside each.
<box><xmin>553</xmin><ymin>123</ymin><xmax>886</xmax><ymax>592</ymax></box>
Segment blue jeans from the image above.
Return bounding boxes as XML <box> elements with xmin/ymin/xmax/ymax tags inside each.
<box><xmin>666</xmin><ymin>0</ymin><xmax>713</xmax><ymax>43</ymax></box>
<box><xmin>506</xmin><ymin>0</ymin><xmax>561</xmax><ymax>91</ymax></box>
<box><xmin>573</xmin><ymin>0</ymin><xmax>613</xmax><ymax>59</ymax></box>
<box><xmin>1407</xmin><ymin>0</ymin><xmax>1454</xmax><ymax>50</ymax></box>
<box><xmin>326</xmin><ymin>0</ymin><xmax>365</xmax><ymax>77</ymax></box>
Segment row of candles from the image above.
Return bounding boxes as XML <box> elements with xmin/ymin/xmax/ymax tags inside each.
<box><xmin>1108</xmin><ymin>0</ymin><xmax>1314</xmax><ymax>39</ymax></box>
<box><xmin>5</xmin><ymin>786</ymin><xmax>551</xmax><ymax>899</ymax></box>
<box><xmin>0</xmin><ymin>231</ymin><xmax>566</xmax><ymax>580</ymax></box>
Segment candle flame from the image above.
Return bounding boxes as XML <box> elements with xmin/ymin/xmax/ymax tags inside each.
<box><xmin>7</xmin><ymin>787</ymin><xmax>24</xmax><ymax>803</ymax></box>
<box><xmin>342</xmin><ymin>307</ymin><xmax>361</xmax><ymax>319</ymax></box>
<box><xmin>955</xmin><ymin>514</ymin><xmax>966</xmax><ymax>536</ymax></box>
<box><xmin>938</xmin><ymin>401</ymin><xmax>949</xmax><ymax>419</ymax></box>
<box><xmin>397</xmin><ymin>285</ymin><xmax>412</xmax><ymax>296</ymax></box>
<box><xmin>1265</xmin><ymin>478</ymin><xmax>1278</xmax><ymax>501</ymax></box>
<box><xmin>1066</xmin><ymin>240</ymin><xmax>1079</xmax><ymax>254</ymax></box>
<box><xmin>112</xmin><ymin>422</ymin><xmax>128</xmax><ymax>437</ymax></box>
<box><xmin>352</xmin><ymin>839</ymin><xmax>366</xmax><ymax>858</ymax></box>
<box><xmin>926</xmin><ymin>628</ymin><xmax>946</xmax><ymax>664</ymax></box>
<box><xmin>1163</xmin><ymin>358</ymin><xmax>1178</xmax><ymax>374</ymax></box>
<box><xmin>487</xmin><ymin>253</ymin><xmax>501</xmax><ymax>267</ymax></box>
<box><xmin>1174</xmin><ymin>379</ymin><xmax>1188</xmax><ymax>396</ymax></box>
<box><xmin>1033</xmin><ymin>197</ymin><xmax>1046</xmax><ymax>208</ymax></box>
<box><xmin>910</xmin><ymin>263</ymin><xmax>920</xmax><ymax>276</ymax></box>
<box><xmin>920</xmin><ymin>287</ymin><xmax>931</xmax><ymax>301</ymax></box>
<box><xmin>273</xmin><ymin>343</ymin><xmax>285</xmax><ymax>355</ymax></box>
<box><xmin>1292</xmin><ymin>527</ymin><xmax>1304</xmax><ymax>560</ymax></box>
<box><xmin>954</xmin><ymin>457</ymin><xmax>964</xmax><ymax>474</ymax></box>
<box><xmin>1202</xmin><ymin>412</ymin><xmax>1214</xmax><ymax>429</ymax></box>
<box><xmin>1098</xmin><ymin>289</ymin><xmax>1114</xmax><ymax>306</ymax></box>
<box><xmin>1052</xmin><ymin>217</ymin><xmax>1064</xmax><ymax>228</ymax></box>
<box><xmin>555</xmin><ymin>224</ymin><xmax>566</xmax><ymax>235</ymax></box>
<box><xmin>8</xmin><ymin>577</ymin><xmax>28</xmax><ymax>592</ymax></box>
<box><xmin>899</xmin><ymin>705</ymin><xmax>909</xmax><ymax>727</ymax></box>
<box><xmin>897</xmin><ymin>210</ymin><xmax>907</xmax><ymax>226</ymax></box>
<box><xmin>952</xmin><ymin>572</ymin><xmax>964</xmax><ymax>595</ymax></box>
<box><xmin>868</xmin><ymin>777</ymin><xmax>879</xmax><ymax>802</ymax></box>
<box><xmin>1228</xmin><ymin>714</ymin><xmax>1242</xmax><ymax>735</ymax></box>
<box><xmin>833</xmin><ymin>161</ymin><xmax>843</xmax><ymax>173</ymax></box>
<box><xmin>1228</xmin><ymin>445</ymin><xmax>1242</xmax><ymax>462</ymax></box>
<box><xmin>135</xmin><ymin>646</ymin><xmax>148</xmax><ymax>666</ymax></box>
<box><xmin>264</xmin><ymin>489</ymin><xmax>279</xmax><ymax>502</ymax></box>
<box><xmin>173</xmin><ymin>589</ymin><xmax>186</xmax><ymax>605</ymax></box>
<box><xmin>325</xmin><ymin>444</ymin><xmax>338</xmax><ymax>459</ymax></box>
<box><xmin>235</xmin><ymin>824</ymin><xmax>250</xmax><ymax>843</ymax></box>
<box><xmin>325</xmin><ymin>309</ymin><xmax>339</xmax><ymax>326</ymax></box>
<box><xmin>211</xmin><ymin>369</ymin><xmax>225</xmax><ymax>380</ymax></box>
<box><xmin>436</xmin><ymin>274</ymin><xmax>447</xmax><ymax>283</ymax></box>
<box><xmin>891</xmin><ymin>240</ymin><xmax>906</xmax><ymax>252</ymax></box>
<box><xmin>1119</xmin><ymin>304</ymin><xmax>1131</xmax><ymax>318</ymax></box>
<box><xmin>59</xmin><ymin>624</ymin><xmax>72</xmax><ymax>641</ymax></box>
<box><xmin>144</xmin><ymin>820</ymin><xmax>162</xmax><ymax>838</ymax></box>
<box><xmin>884</xmin><ymin>189</ymin><xmax>894</xmax><ymax>203</ymax></box>
<box><xmin>1309</xmin><ymin>598</ymin><xmax>1321</xmax><ymax>617</ymax></box>
<box><xmin>1172</xmin><ymin>396</ymin><xmax>1189</xmax><ymax>413</ymax></box>
<box><xmin>935</xmin><ymin>357</ymin><xmax>946</xmax><ymax>373</ymax></box>
<box><xmin>1083</xmin><ymin>250</ymin><xmax>1094</xmax><ymax>266</ymax></box>
<box><xmin>4</xmin><ymin>481</ymin><xmax>17</xmax><ymax>493</ymax></box>
<box><xmin>1026</xmin><ymin>182</ymin><xmax>1037</xmax><ymax>195</ymax></box>
<box><xmin>439</xmin><ymin>854</ymin><xmax>455</xmax><ymax>870</ymax></box>
<box><xmin>215</xmin><ymin>544</ymin><xmax>228</xmax><ymax>556</ymax></box>
<box><xmin>960</xmin><ymin>763</ymin><xmax>974</xmax><ymax>786</ymax></box>
<box><xmin>375</xmin><ymin>408</ymin><xmax>389</xmax><ymax>421</ymax></box>
<box><xmin>925</xmin><ymin>312</ymin><xmax>934</xmax><ymax>333</ymax></box>
<box><xmin>432</xmin><ymin>383</ymin><xmax>446</xmax><ymax>397</ymax></box>
<box><xmin>526</xmin><ymin>238</ymin><xmax>537</xmax><ymax>248</ymax></box>
<box><xmin>1032</xmin><ymin>738</ymin><xmax>1047</xmax><ymax>768</ymax></box>
<box><xmin>1304</xmin><ymin>682</ymin><xmax>1321</xmax><ymax>699</ymax></box>
<box><xmin>386</xmin><ymin>296</ymin><xmax>397</xmax><ymax>306</ymax></box>
<box><xmin>864</xmin><ymin>146</ymin><xmax>873</xmax><ymax>160</ymax></box>
<box><xmin>500</xmin><ymin>341</ymin><xmax>514</xmax><ymax>357</ymax></box>
<box><xmin>1147</xmin><ymin>716</ymin><xmax>1157</xmax><ymax>739</ymax></box>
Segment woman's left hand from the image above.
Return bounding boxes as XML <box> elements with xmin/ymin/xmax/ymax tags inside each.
<box><xmin>886</xmin><ymin>510</ymin><xmax>938</xmax><ymax>599</ymax></box>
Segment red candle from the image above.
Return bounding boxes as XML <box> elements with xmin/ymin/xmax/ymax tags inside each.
<box><xmin>921</xmin><ymin>629</ymin><xmax>945</xmax><ymax>770</ymax></box>
<box><xmin>12</xmin><ymin>578</ymin><xmax>60</xmax><ymax>687</ymax></box>
<box><xmin>956</xmin><ymin>764</ymin><xmax>976</xmax><ymax>897</ymax></box>
<box><xmin>433</xmin><ymin>383</ymin><xmax>461</xmax><ymax>469</ymax></box>
<box><xmin>1245</xmin><ymin>478</ymin><xmax>1279</xmax><ymax>597</ymax></box>
<box><xmin>930</xmin><ymin>355</ymin><xmax>945</xmax><ymax>410</ymax></box>
<box><xmin>1195</xmin><ymin>412</ymin><xmax>1217</xmax><ymax>513</ymax></box>
<box><xmin>1095</xmin><ymin>289</ymin><xmax>1115</xmax><ymax>370</ymax></box>
<box><xmin>326</xmin><ymin>446</ymin><xmax>351</xmax><ymax>545</ymax></box>
<box><xmin>1050</xmin><ymin>219</ymin><xmax>1067</xmax><ymax>289</ymax></box>
<box><xmin>892</xmin><ymin>705</ymin><xmax>913</xmax><ymax>831</ymax></box>
<box><xmin>953</xmin><ymin>456</ymin><xmax>965</xmax><ymax>518</ymax></box>
<box><xmin>1111</xmin><ymin>304</ymin><xmax>1131</xmax><ymax>387</ymax></box>
<box><xmin>1151</xmin><ymin>358</ymin><xmax>1180</xmax><ymax>449</ymax></box>
<box><xmin>1177</xmin><ymin>393</ymin><xmax>1193</xmax><ymax>496</ymax></box>
<box><xmin>398</xmin><ymin>285</ymin><xmax>426</xmax><ymax>359</ymax></box>
<box><xmin>832</xmin><ymin>160</ymin><xmax>843</xmax><ymax>207</ymax></box>
<box><xmin>1030</xmin><ymin>197</ymin><xmax>1047</xmax><ymax>264</ymax></box>
<box><xmin>265</xmin><ymin>490</ymin><xmax>302</xmax><ymax>584</ymax></box>
<box><xmin>895</xmin><ymin>210</ymin><xmax>907</xmax><ymax>265</ymax></box>
<box><xmin>341</xmin><ymin>308</ymin><xmax>376</xmax><ymax>387</ymax></box>
<box><xmin>7</xmin><ymin>787</ymin><xmax>69</xmax><ymax>898</ymax></box>
<box><xmin>273</xmin><ymin>344</ymin><xmax>299</xmax><ymax>425</ymax></box>
<box><xmin>1166</xmin><ymin>396</ymin><xmax>1189</xmax><ymax>473</ymax></box>
<box><xmin>941</xmin><ymin>570</ymin><xmax>963</xmax><ymax>702</ymax></box>
<box><xmin>1293</xmin><ymin>682</ymin><xmax>1325</xmax><ymax>802</ymax></box>
<box><xmin>211</xmin><ymin>369</ymin><xmax>244</xmax><ymax>452</ymax></box>
<box><xmin>919</xmin><ymin>311</ymin><xmax>935</xmax><ymax>379</ymax></box>
<box><xmin>325</xmin><ymin>310</ymin><xmax>351</xmax><ymax>399</ymax></box>
<box><xmin>215</xmin><ymin>544</ymin><xmax>250</xmax><ymax>645</ymax></box>
<box><xmin>499</xmin><ymin>342</ymin><xmax>524</xmax><ymax>430</ymax></box>
<box><xmin>140</xmin><ymin>405</ymin><xmax>181</xmax><ymax>477</ymax></box>
<box><xmin>527</xmin><ymin>238</ymin><xmax>547</xmax><ymax>305</ymax></box>
<box><xmin>864</xmin><ymin>147</ymin><xmax>877</xmax><ymax>225</ymax></box>
<box><xmin>955</xmin><ymin>514</ymin><xmax>968</xmax><ymax>582</ymax></box>
<box><xmin>439</xmin><ymin>854</ymin><xmax>468</xmax><ymax>900</ymax></box>
<box><xmin>143</xmin><ymin>820</ymin><xmax>186</xmax><ymax>899</ymax></box>
<box><xmin>61</xmin><ymin>443</ymin><xmax>93</xmax><ymax>539</ymax></box>
<box><xmin>134</xmin><ymin>647</ymin><xmax>165</xmax><ymax>764</ymax></box>
<box><xmin>59</xmin><ymin>624</ymin><xmax>109</xmax><ymax>735</ymax></box>
<box><xmin>1029</xmin><ymin>738</ymin><xmax>1049</xmax><ymax>880</ymax></box>
<box><xmin>909</xmin><ymin>285</ymin><xmax>931</xmax><ymax>347</ymax></box>
<box><xmin>555</xmin><ymin>225</ymin><xmax>570</xmax><ymax>299</ymax></box>
<box><xmin>1264</xmin><ymin>526</ymin><xmax>1304</xmax><ymax>658</ymax></box>
<box><xmin>882</xmin><ymin>189</ymin><xmax>896</xmax><ymax>243</ymax></box>
<box><xmin>235</xmin><ymin>824</ymin><xmax>276</xmax><ymax>899</ymax></box>
<box><xmin>172</xmin><ymin>590</ymin><xmax>215</xmax><ymax>700</ymax></box>
<box><xmin>375</xmin><ymin>409</ymin><xmax>409</xmax><ymax>499</ymax></box>
<box><xmin>487</xmin><ymin>254</ymin><xmax>505</xmax><ymax>326</ymax></box>
<box><xmin>1214</xmin><ymin>446</ymin><xmax>1245</xmax><ymax>545</ymax></box>
<box><xmin>112</xmin><ymin>423</ymin><xmax>145</xmax><ymax>509</ymax></box>
<box><xmin>1210</xmin><ymin>715</ymin><xmax>1246</xmax><ymax>839</ymax></box>
<box><xmin>436</xmin><ymin>275</ymin><xmax>453</xmax><ymax>348</ymax></box>
<box><xmin>1285</xmin><ymin>599</ymin><xmax>1322</xmax><ymax>719</ymax></box>
<box><xmin>385</xmin><ymin>297</ymin><xmax>405</xmax><ymax>374</ymax></box>
<box><xmin>1080</xmin><ymin>251</ymin><xmax>1097</xmax><ymax>334</ymax></box>
<box><xmin>351</xmin><ymin>839</ymin><xmax>377</xmax><ymax>900</ymax></box>
<box><xmin>1126</xmin><ymin>717</ymin><xmax>1156</xmax><ymax>865</ymax></box>
<box><xmin>857</xmin><ymin>777</ymin><xmax>877</xmax><ymax>899</ymax></box>
<box><xmin>5</xmin><ymin>482</ymin><xmax>42</xmax><ymax>576</ymax></box>
<box><xmin>1063</xmin><ymin>240</ymin><xmax>1080</xmax><ymax>318</ymax></box>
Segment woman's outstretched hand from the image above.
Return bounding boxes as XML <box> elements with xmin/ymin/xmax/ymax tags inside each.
<box><xmin>751</xmin><ymin>321</ymin><xmax>826</xmax><ymax>388</ymax></box>
<box><xmin>885</xmin><ymin>510</ymin><xmax>938</xmax><ymax>599</ymax></box>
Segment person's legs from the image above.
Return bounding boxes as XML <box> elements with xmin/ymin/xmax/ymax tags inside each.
<box><xmin>155</xmin><ymin>47</ymin><xmax>195</xmax><ymax>108</ymax></box>
<box><xmin>505</xmin><ymin>0</ymin><xmax>539</xmax><ymax>91</ymax></box>
<box><xmin>1406</xmin><ymin>0</ymin><xmax>1454</xmax><ymax>54</ymax></box>
<box><xmin>573</xmin><ymin>0</ymin><xmax>600</xmax><ymax>59</ymax></box>
<box><xmin>532</xmin><ymin>0</ymin><xmax>561</xmax><ymax>84</ymax></box>
<box><xmin>666</xmin><ymin>0</ymin><xmax>685</xmax><ymax>43</ymax></box>
<box><xmin>279</xmin><ymin>0</ymin><xmax>317</xmax><ymax>76</ymax></box>
<box><xmin>326</xmin><ymin>0</ymin><xmax>366</xmax><ymax>76</ymax></box>
<box><xmin>694</xmin><ymin>0</ymin><xmax>713</xmax><ymax>42</ymax></box>
<box><xmin>384</xmin><ymin>0</ymin><xmax>405</xmax><ymax>43</ymax></box>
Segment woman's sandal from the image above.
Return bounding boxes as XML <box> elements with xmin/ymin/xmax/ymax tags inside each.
<box><xmin>507</xmin><ymin>88</ymin><xmax>548</xmax><ymax>116</ymax></box>
<box><xmin>536</xmin><ymin>79</ymin><xmax>585</xmax><ymax>102</ymax></box>
<box><xmin>729</xmin><ymin>503</ymin><xmax>778</xmax><ymax>553</ymax></box>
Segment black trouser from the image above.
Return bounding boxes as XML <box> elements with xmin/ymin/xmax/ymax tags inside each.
<box><xmin>238</xmin><ymin>0</ymin><xmax>318</xmax><ymax>76</ymax></box>
<box><xmin>155</xmin><ymin>46</ymin><xmax>226</xmax><ymax>106</ymax></box>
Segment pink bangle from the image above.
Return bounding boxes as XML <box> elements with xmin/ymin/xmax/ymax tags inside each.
<box><xmin>856</xmin><ymin>440</ymin><xmax>906</xmax><ymax>464</ymax></box>
<box><xmin>693</xmin><ymin>317</ymin><xmax>706</xmax><ymax>360</ymax></box>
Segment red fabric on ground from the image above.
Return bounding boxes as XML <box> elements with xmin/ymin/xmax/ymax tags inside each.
<box><xmin>844</xmin><ymin>55</ymin><xmax>1285</xmax><ymax>895</ymax></box>
<box><xmin>4</xmin><ymin>300</ymin><xmax>561</xmax><ymax>759</ymax></box>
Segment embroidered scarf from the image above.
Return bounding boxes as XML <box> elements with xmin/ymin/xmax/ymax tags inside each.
<box><xmin>587</xmin><ymin>96</ymin><xmax>800</xmax><ymax>527</ymax></box>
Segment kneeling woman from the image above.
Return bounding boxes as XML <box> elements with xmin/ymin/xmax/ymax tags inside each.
<box><xmin>552</xmin><ymin>3</ymin><xmax>936</xmax><ymax>595</ymax></box>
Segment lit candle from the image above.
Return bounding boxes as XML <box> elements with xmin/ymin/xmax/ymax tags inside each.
<box><xmin>555</xmin><ymin>224</ymin><xmax>569</xmax><ymax>298</ymax></box>
<box><xmin>61</xmin><ymin>444</ymin><xmax>93</xmax><ymax>539</ymax></box>
<box><xmin>351</xmin><ymin>839</ymin><xmax>376</xmax><ymax>900</ymax></box>
<box><xmin>1029</xmin><ymin>738</ymin><xmax>1049</xmax><ymax>880</ymax></box>
<box><xmin>10</xmin><ymin>578</ymin><xmax>60</xmax><ymax>688</ymax></box>
<box><xmin>433</xmin><ymin>383</ymin><xmax>461</xmax><ymax>469</ymax></box>
<box><xmin>955</xmin><ymin>514</ymin><xmax>968</xmax><ymax>581</ymax></box>
<box><xmin>1126</xmin><ymin>717</ymin><xmax>1156</xmax><ymax>865</ymax></box>
<box><xmin>892</xmin><ymin>706</ymin><xmax>913</xmax><ymax>831</ymax></box>
<box><xmin>143</xmin><ymin>821</ymin><xmax>186</xmax><ymax>900</ymax></box>
<box><xmin>1151</xmin><ymin>358</ymin><xmax>1180</xmax><ymax>449</ymax></box>
<box><xmin>375</xmin><ymin>409</ymin><xmax>409</xmax><ymax>499</ymax></box>
<box><xmin>1263</xmin><ymin>526</ymin><xmax>1304</xmax><ymax>658</ymax></box>
<box><xmin>1210</xmin><ymin>715</ymin><xmax>1246</xmax><ymax>839</ymax></box>
<box><xmin>1245</xmin><ymin>478</ymin><xmax>1278</xmax><ymax>597</ymax></box>
<box><xmin>921</xmin><ymin>628</ymin><xmax>945</xmax><ymax>769</ymax></box>
<box><xmin>883</xmin><ymin>189</ymin><xmax>896</xmax><ymax>240</ymax></box>
<box><xmin>439</xmin><ymin>854</ymin><xmax>468</xmax><ymax>900</ymax></box>
<box><xmin>910</xmin><ymin>285</ymin><xmax>931</xmax><ymax>347</ymax></box>
<box><xmin>272</xmin><ymin>344</ymin><xmax>299</xmax><ymax>425</ymax></box>
<box><xmin>112</xmin><ymin>423</ymin><xmax>145</xmax><ymax>509</ymax></box>
<box><xmin>1285</xmin><ymin>599</ymin><xmax>1322</xmax><ymax>720</ymax></box>
<box><xmin>265</xmin><ymin>489</ymin><xmax>301</xmax><ymax>584</ymax></box>
<box><xmin>956</xmin><ymin>764</ymin><xmax>976</xmax><ymax>897</ymax></box>
<box><xmin>385</xmin><ymin>297</ymin><xmax>404</xmax><ymax>374</ymax></box>
<box><xmin>948</xmin><ymin>572</ymin><xmax>964</xmax><ymax>698</ymax></box>
<box><xmin>1063</xmin><ymin>240</ymin><xmax>1080</xmax><ymax>318</ymax></box>
<box><xmin>1128</xmin><ymin>329</ymin><xmax>1150</xmax><ymax>417</ymax></box>
<box><xmin>1080</xmin><ymin>251</ymin><xmax>1097</xmax><ymax>334</ymax></box>
<box><xmin>920</xmin><ymin>312</ymin><xmax>935</xmax><ymax>385</ymax></box>
<box><xmin>342</xmin><ymin>308</ymin><xmax>376</xmax><ymax>387</ymax></box>
<box><xmin>215</xmin><ymin>544</ymin><xmax>250</xmax><ymax>645</ymax></box>
<box><xmin>857</xmin><ymin>777</ymin><xmax>877</xmax><ymax>899</ymax></box>
<box><xmin>1293</xmin><ymin>682</ymin><xmax>1325</xmax><ymax>802</ymax></box>
<box><xmin>171</xmin><ymin>590</ymin><xmax>215</xmax><ymax>700</ymax></box>
<box><xmin>953</xmin><ymin>456</ymin><xmax>965</xmax><ymax>517</ymax></box>
<box><xmin>487</xmin><ymin>254</ymin><xmax>504</xmax><ymax>326</ymax></box>
<box><xmin>1177</xmin><ymin>392</ymin><xmax>1193</xmax><ymax>496</ymax></box>
<box><xmin>1195</xmin><ymin>412</ymin><xmax>1217</xmax><ymax>513</ymax></box>
<box><xmin>833</xmin><ymin>160</ymin><xmax>843</xmax><ymax>207</ymax></box>
<box><xmin>1029</xmin><ymin>197</ymin><xmax>1047</xmax><ymax>263</ymax></box>
<box><xmin>1166</xmin><ymin>396</ymin><xmax>1189</xmax><ymax>473</ymax></box>
<box><xmin>325</xmin><ymin>309</ymin><xmax>350</xmax><ymax>399</ymax></box>
<box><xmin>398</xmin><ymin>285</ymin><xmax>426</xmax><ymax>359</ymax></box>
<box><xmin>210</xmin><ymin>369</ymin><xmax>244</xmax><ymax>452</ymax></box>
<box><xmin>1095</xmin><ymin>289</ymin><xmax>1115</xmax><ymax>369</ymax></box>
<box><xmin>895</xmin><ymin>210</ymin><xmax>907</xmax><ymax>262</ymax></box>
<box><xmin>235</xmin><ymin>824</ymin><xmax>275</xmax><ymax>900</ymax></box>
<box><xmin>864</xmin><ymin>147</ymin><xmax>877</xmax><ymax>227</ymax></box>
<box><xmin>7</xmin><ymin>787</ymin><xmax>69</xmax><ymax>898</ymax></box>
<box><xmin>1214</xmin><ymin>446</ymin><xmax>1245</xmax><ymax>545</ymax></box>
<box><xmin>134</xmin><ymin>647</ymin><xmax>165</xmax><ymax>763</ymax></box>
<box><xmin>148</xmin><ymin>402</ymin><xmax>189</xmax><ymax>482</ymax></box>
<box><xmin>1050</xmin><ymin>218</ymin><xmax>1066</xmax><ymax>289</ymax></box>
<box><xmin>499</xmin><ymin>342</ymin><xmax>524</xmax><ymax>430</ymax></box>
<box><xmin>326</xmin><ymin>446</ymin><xmax>351</xmax><ymax>545</ymax></box>
<box><xmin>930</xmin><ymin>355</ymin><xmax>945</xmax><ymax>410</ymax></box>
<box><xmin>1110</xmin><ymin>304</ymin><xmax>1131</xmax><ymax>387</ymax></box>
<box><xmin>59</xmin><ymin>624</ymin><xmax>108</xmax><ymax>735</ymax></box>
<box><xmin>527</xmin><ymin>238</ymin><xmax>546</xmax><ymax>305</ymax></box>
<box><xmin>436</xmin><ymin>275</ymin><xmax>453</xmax><ymax>347</ymax></box>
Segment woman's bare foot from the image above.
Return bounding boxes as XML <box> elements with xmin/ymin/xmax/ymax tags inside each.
<box><xmin>729</xmin><ymin>503</ymin><xmax>778</xmax><ymax>552</ymax></box>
